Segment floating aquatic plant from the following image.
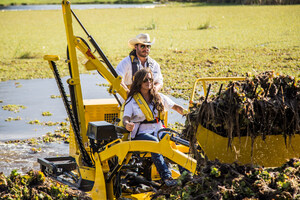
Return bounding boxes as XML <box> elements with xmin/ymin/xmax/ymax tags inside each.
<box><xmin>28</xmin><ymin>119</ymin><xmax>40</xmax><ymax>125</ymax></box>
<box><xmin>42</xmin><ymin>111</ymin><xmax>53</xmax><ymax>116</ymax></box>
<box><xmin>5</xmin><ymin>116</ymin><xmax>21</xmax><ymax>121</ymax></box>
<box><xmin>0</xmin><ymin>170</ymin><xmax>91</xmax><ymax>199</ymax></box>
<box><xmin>51</xmin><ymin>95</ymin><xmax>62</xmax><ymax>99</ymax></box>
<box><xmin>2</xmin><ymin>105</ymin><xmax>26</xmax><ymax>113</ymax></box>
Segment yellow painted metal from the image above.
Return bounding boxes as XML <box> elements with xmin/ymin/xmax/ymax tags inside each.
<box><xmin>189</xmin><ymin>77</ymin><xmax>245</xmax><ymax>107</ymax></box>
<box><xmin>44</xmin><ymin>55</ymin><xmax>79</xmax><ymax>157</ymax></box>
<box><xmin>122</xmin><ymin>192</ymin><xmax>153</xmax><ymax>200</ymax></box>
<box><xmin>44</xmin><ymin>55</ymin><xmax>60</xmax><ymax>72</ymax></box>
<box><xmin>68</xmin><ymin>127</ymin><xmax>78</xmax><ymax>157</ymax></box>
<box><xmin>190</xmin><ymin>77</ymin><xmax>300</xmax><ymax>167</ymax></box>
<box><xmin>99</xmin><ymin>134</ymin><xmax>197</xmax><ymax>174</ymax></box>
<box><xmin>89</xmin><ymin>153</ymin><xmax>107</xmax><ymax>200</ymax></box>
<box><xmin>197</xmin><ymin>125</ymin><xmax>300</xmax><ymax>167</ymax></box>
<box><xmin>57</xmin><ymin>1</ymin><xmax>198</xmax><ymax>199</ymax></box>
<box><xmin>75</xmin><ymin>37</ymin><xmax>127</xmax><ymax>100</ymax></box>
<box><xmin>43</xmin><ymin>55</ymin><xmax>60</xmax><ymax>61</ymax></box>
<box><xmin>78</xmin><ymin>165</ymin><xmax>95</xmax><ymax>182</ymax></box>
<box><xmin>62</xmin><ymin>0</ymin><xmax>88</xmax><ymax>147</ymax></box>
<box><xmin>173</xmin><ymin>144</ymin><xmax>190</xmax><ymax>153</ymax></box>
<box><xmin>83</xmin><ymin>98</ymin><xmax>120</xmax><ymax>125</ymax></box>
<box><xmin>150</xmin><ymin>163</ymin><xmax>180</xmax><ymax>181</ymax></box>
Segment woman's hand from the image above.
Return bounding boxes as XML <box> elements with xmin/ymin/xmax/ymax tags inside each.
<box><xmin>125</xmin><ymin>122</ymin><xmax>135</xmax><ymax>132</ymax></box>
<box><xmin>123</xmin><ymin>116</ymin><xmax>134</xmax><ymax>131</ymax></box>
<box><xmin>172</xmin><ymin>104</ymin><xmax>189</xmax><ymax>116</ymax></box>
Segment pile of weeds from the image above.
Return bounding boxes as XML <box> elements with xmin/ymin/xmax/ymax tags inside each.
<box><xmin>0</xmin><ymin>170</ymin><xmax>91</xmax><ymax>200</ymax></box>
<box><xmin>184</xmin><ymin>71</ymin><xmax>300</xmax><ymax>149</ymax></box>
<box><xmin>153</xmin><ymin>158</ymin><xmax>300</xmax><ymax>200</ymax></box>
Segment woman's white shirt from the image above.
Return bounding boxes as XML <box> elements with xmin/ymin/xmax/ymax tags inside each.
<box><xmin>123</xmin><ymin>93</ymin><xmax>175</xmax><ymax>139</ymax></box>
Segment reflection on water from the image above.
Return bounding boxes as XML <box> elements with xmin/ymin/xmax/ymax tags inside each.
<box><xmin>0</xmin><ymin>73</ymin><xmax>187</xmax><ymax>175</ymax></box>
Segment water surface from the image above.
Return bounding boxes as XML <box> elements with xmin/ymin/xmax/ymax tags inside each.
<box><xmin>0</xmin><ymin>73</ymin><xmax>187</xmax><ymax>175</ymax></box>
<box><xmin>0</xmin><ymin>73</ymin><xmax>186</xmax><ymax>141</ymax></box>
<box><xmin>0</xmin><ymin>4</ymin><xmax>156</xmax><ymax>11</ymax></box>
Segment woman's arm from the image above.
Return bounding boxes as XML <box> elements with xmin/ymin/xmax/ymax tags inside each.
<box><xmin>123</xmin><ymin>116</ymin><xmax>135</xmax><ymax>132</ymax></box>
<box><xmin>172</xmin><ymin>104</ymin><xmax>188</xmax><ymax>115</ymax></box>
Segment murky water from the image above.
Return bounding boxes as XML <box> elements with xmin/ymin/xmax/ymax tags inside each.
<box><xmin>0</xmin><ymin>141</ymin><xmax>69</xmax><ymax>176</ymax></box>
<box><xmin>0</xmin><ymin>4</ymin><xmax>156</xmax><ymax>11</ymax></box>
<box><xmin>0</xmin><ymin>73</ymin><xmax>187</xmax><ymax>175</ymax></box>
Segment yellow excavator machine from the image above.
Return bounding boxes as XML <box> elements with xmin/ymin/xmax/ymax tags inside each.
<box><xmin>39</xmin><ymin>1</ymin><xmax>196</xmax><ymax>199</ymax></box>
<box><xmin>39</xmin><ymin>1</ymin><xmax>300</xmax><ymax>199</ymax></box>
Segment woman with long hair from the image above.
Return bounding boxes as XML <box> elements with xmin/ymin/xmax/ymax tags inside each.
<box><xmin>122</xmin><ymin>68</ymin><xmax>187</xmax><ymax>186</ymax></box>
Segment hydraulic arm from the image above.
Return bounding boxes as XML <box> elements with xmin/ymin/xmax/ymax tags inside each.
<box><xmin>61</xmin><ymin>0</ymin><xmax>127</xmax><ymax>163</ymax></box>
<box><xmin>40</xmin><ymin>1</ymin><xmax>198</xmax><ymax>199</ymax></box>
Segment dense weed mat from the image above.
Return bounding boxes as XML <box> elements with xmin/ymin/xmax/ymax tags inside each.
<box><xmin>154</xmin><ymin>71</ymin><xmax>300</xmax><ymax>199</ymax></box>
<box><xmin>153</xmin><ymin>158</ymin><xmax>300</xmax><ymax>200</ymax></box>
<box><xmin>0</xmin><ymin>170</ymin><xmax>91</xmax><ymax>200</ymax></box>
<box><xmin>184</xmin><ymin>71</ymin><xmax>300</xmax><ymax>149</ymax></box>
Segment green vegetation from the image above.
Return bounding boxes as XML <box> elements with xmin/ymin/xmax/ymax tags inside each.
<box><xmin>5</xmin><ymin>116</ymin><xmax>22</xmax><ymax>121</ymax></box>
<box><xmin>0</xmin><ymin>170</ymin><xmax>91</xmax><ymax>199</ymax></box>
<box><xmin>154</xmin><ymin>158</ymin><xmax>300</xmax><ymax>199</ymax></box>
<box><xmin>0</xmin><ymin>5</ymin><xmax>299</xmax><ymax>100</ymax></box>
<box><xmin>0</xmin><ymin>0</ymin><xmax>152</xmax><ymax>6</ymax></box>
<box><xmin>1</xmin><ymin>0</ymin><xmax>298</xmax><ymax>6</ymax></box>
<box><xmin>42</xmin><ymin>111</ymin><xmax>52</xmax><ymax>116</ymax></box>
<box><xmin>6</xmin><ymin>120</ymin><xmax>70</xmax><ymax>143</ymax></box>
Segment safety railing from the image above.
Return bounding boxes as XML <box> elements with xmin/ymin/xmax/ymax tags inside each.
<box><xmin>189</xmin><ymin>77</ymin><xmax>246</xmax><ymax>106</ymax></box>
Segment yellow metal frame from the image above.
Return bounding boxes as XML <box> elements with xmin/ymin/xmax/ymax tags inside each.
<box><xmin>89</xmin><ymin>135</ymin><xmax>197</xmax><ymax>199</ymax></box>
<box><xmin>74</xmin><ymin>38</ymin><xmax>127</xmax><ymax>99</ymax></box>
<box><xmin>42</xmin><ymin>1</ymin><xmax>199</xmax><ymax>200</ymax></box>
<box><xmin>189</xmin><ymin>77</ymin><xmax>245</xmax><ymax>107</ymax></box>
<box><xmin>197</xmin><ymin>125</ymin><xmax>300</xmax><ymax>167</ymax></box>
<box><xmin>189</xmin><ymin>77</ymin><xmax>300</xmax><ymax>167</ymax></box>
<box><xmin>62</xmin><ymin>0</ymin><xmax>89</xmax><ymax>147</ymax></box>
<box><xmin>44</xmin><ymin>53</ymin><xmax>197</xmax><ymax>199</ymax></box>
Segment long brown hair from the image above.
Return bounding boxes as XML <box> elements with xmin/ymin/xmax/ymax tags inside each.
<box><xmin>128</xmin><ymin>68</ymin><xmax>164</xmax><ymax>113</ymax></box>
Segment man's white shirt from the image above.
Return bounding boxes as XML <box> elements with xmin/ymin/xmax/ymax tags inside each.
<box><xmin>115</xmin><ymin>56</ymin><xmax>163</xmax><ymax>87</ymax></box>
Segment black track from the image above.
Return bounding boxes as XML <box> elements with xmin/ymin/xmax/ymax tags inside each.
<box><xmin>50</xmin><ymin>61</ymin><xmax>93</xmax><ymax>167</ymax></box>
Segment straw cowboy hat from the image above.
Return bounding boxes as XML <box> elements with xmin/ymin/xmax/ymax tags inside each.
<box><xmin>128</xmin><ymin>33</ymin><xmax>155</xmax><ymax>49</ymax></box>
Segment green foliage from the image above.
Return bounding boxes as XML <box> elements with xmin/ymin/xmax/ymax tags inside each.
<box><xmin>197</xmin><ymin>21</ymin><xmax>211</xmax><ymax>30</ymax></box>
<box><xmin>17</xmin><ymin>51</ymin><xmax>37</xmax><ymax>59</ymax></box>
<box><xmin>155</xmin><ymin>158</ymin><xmax>300</xmax><ymax>199</ymax></box>
<box><xmin>0</xmin><ymin>0</ymin><xmax>152</xmax><ymax>6</ymax></box>
<box><xmin>138</xmin><ymin>19</ymin><xmax>157</xmax><ymax>30</ymax></box>
<box><xmin>210</xmin><ymin>166</ymin><xmax>221</xmax><ymax>177</ymax></box>
<box><xmin>0</xmin><ymin>170</ymin><xmax>90</xmax><ymax>199</ymax></box>
<box><xmin>0</xmin><ymin>5</ymin><xmax>299</xmax><ymax>101</ymax></box>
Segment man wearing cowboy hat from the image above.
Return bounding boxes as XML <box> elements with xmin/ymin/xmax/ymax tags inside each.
<box><xmin>116</xmin><ymin>33</ymin><xmax>163</xmax><ymax>93</ymax></box>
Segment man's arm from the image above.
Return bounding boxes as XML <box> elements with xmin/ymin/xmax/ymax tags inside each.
<box><xmin>152</xmin><ymin>59</ymin><xmax>163</xmax><ymax>91</ymax></box>
<box><xmin>154</xmin><ymin>82</ymin><xmax>162</xmax><ymax>92</ymax></box>
<box><xmin>116</xmin><ymin>56</ymin><xmax>131</xmax><ymax>94</ymax></box>
<box><xmin>121</xmin><ymin>81</ymin><xmax>130</xmax><ymax>94</ymax></box>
